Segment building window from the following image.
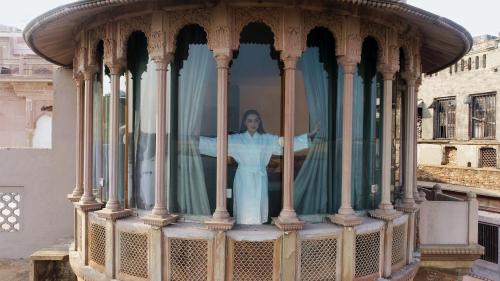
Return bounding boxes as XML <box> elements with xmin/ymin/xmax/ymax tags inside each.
<box><xmin>475</xmin><ymin>56</ymin><xmax>480</xmax><ymax>69</ymax></box>
<box><xmin>471</xmin><ymin>93</ymin><xmax>496</xmax><ymax>139</ymax></box>
<box><xmin>454</xmin><ymin>63</ymin><xmax>458</xmax><ymax>73</ymax></box>
<box><xmin>468</xmin><ymin>57</ymin><xmax>472</xmax><ymax>70</ymax></box>
<box><xmin>478</xmin><ymin>222</ymin><xmax>499</xmax><ymax>264</ymax></box>
<box><xmin>417</xmin><ymin>107</ymin><xmax>423</xmax><ymax>139</ymax></box>
<box><xmin>433</xmin><ymin>97</ymin><xmax>456</xmax><ymax>139</ymax></box>
<box><xmin>442</xmin><ymin>146</ymin><xmax>457</xmax><ymax>166</ymax></box>
<box><xmin>483</xmin><ymin>54</ymin><xmax>487</xmax><ymax>68</ymax></box>
<box><xmin>460</xmin><ymin>59</ymin><xmax>465</xmax><ymax>71</ymax></box>
<box><xmin>479</xmin><ymin>147</ymin><xmax>497</xmax><ymax>168</ymax></box>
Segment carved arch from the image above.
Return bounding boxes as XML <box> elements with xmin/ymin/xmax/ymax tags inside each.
<box><xmin>87</xmin><ymin>26</ymin><xmax>105</xmax><ymax>67</ymax></box>
<box><xmin>360</xmin><ymin>20</ymin><xmax>388</xmax><ymax>66</ymax></box>
<box><xmin>165</xmin><ymin>9</ymin><xmax>212</xmax><ymax>53</ymax></box>
<box><xmin>231</xmin><ymin>7</ymin><xmax>283</xmax><ymax>51</ymax></box>
<box><xmin>116</xmin><ymin>15</ymin><xmax>152</xmax><ymax>61</ymax></box>
<box><xmin>302</xmin><ymin>10</ymin><xmax>342</xmax><ymax>55</ymax></box>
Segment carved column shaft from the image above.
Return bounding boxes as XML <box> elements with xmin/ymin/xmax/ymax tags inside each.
<box><xmin>404</xmin><ymin>78</ymin><xmax>418</xmax><ymax>204</ymax></box>
<box><xmin>275</xmin><ymin>56</ymin><xmax>303</xmax><ymax>231</ymax></box>
<box><xmin>143</xmin><ymin>57</ymin><xmax>177</xmax><ymax>226</ymax></box>
<box><xmin>207</xmin><ymin>51</ymin><xmax>235</xmax><ymax>230</ymax></box>
<box><xmin>70</xmin><ymin>78</ymin><xmax>84</xmax><ymax>200</ymax></box>
<box><xmin>81</xmin><ymin>70</ymin><xmax>98</xmax><ymax>205</ymax></box>
<box><xmin>152</xmin><ymin>59</ymin><xmax>168</xmax><ymax>216</ymax></box>
<box><xmin>105</xmin><ymin>67</ymin><xmax>122</xmax><ymax>211</ymax></box>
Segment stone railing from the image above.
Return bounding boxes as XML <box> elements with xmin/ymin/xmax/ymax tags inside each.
<box><xmin>415</xmin><ymin>184</ymin><xmax>484</xmax><ymax>280</ymax></box>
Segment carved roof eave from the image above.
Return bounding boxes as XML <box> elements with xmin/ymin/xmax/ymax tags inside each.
<box><xmin>23</xmin><ymin>0</ymin><xmax>472</xmax><ymax>74</ymax></box>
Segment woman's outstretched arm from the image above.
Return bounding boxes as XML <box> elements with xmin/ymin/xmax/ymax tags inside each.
<box><xmin>270</xmin><ymin>134</ymin><xmax>310</xmax><ymax>155</ymax></box>
<box><xmin>199</xmin><ymin>136</ymin><xmax>217</xmax><ymax>157</ymax></box>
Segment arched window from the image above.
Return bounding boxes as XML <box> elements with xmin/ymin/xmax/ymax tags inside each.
<box><xmin>124</xmin><ymin>31</ymin><xmax>156</xmax><ymax>210</ymax></box>
<box><xmin>352</xmin><ymin>37</ymin><xmax>383</xmax><ymax>210</ymax></box>
<box><xmin>224</xmin><ymin>22</ymin><xmax>284</xmax><ymax>224</ymax></box>
<box><xmin>32</xmin><ymin>114</ymin><xmax>52</xmax><ymax>148</ymax></box>
<box><xmin>294</xmin><ymin>27</ymin><xmax>341</xmax><ymax>216</ymax></box>
<box><xmin>91</xmin><ymin>40</ymin><xmax>108</xmax><ymax>202</ymax></box>
<box><xmin>169</xmin><ymin>25</ymin><xmax>217</xmax><ymax>216</ymax></box>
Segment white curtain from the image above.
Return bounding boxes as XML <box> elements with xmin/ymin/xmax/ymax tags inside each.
<box><xmin>177</xmin><ymin>44</ymin><xmax>213</xmax><ymax>215</ymax></box>
<box><xmin>294</xmin><ymin>48</ymin><xmax>329</xmax><ymax>214</ymax></box>
<box><xmin>136</xmin><ymin>59</ymin><xmax>157</xmax><ymax>209</ymax></box>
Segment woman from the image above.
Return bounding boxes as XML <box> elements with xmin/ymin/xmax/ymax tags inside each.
<box><xmin>199</xmin><ymin>110</ymin><xmax>317</xmax><ymax>224</ymax></box>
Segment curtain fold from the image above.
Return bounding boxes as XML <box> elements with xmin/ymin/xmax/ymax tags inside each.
<box><xmin>136</xmin><ymin>59</ymin><xmax>157</xmax><ymax>209</ymax></box>
<box><xmin>294</xmin><ymin>48</ymin><xmax>329</xmax><ymax>214</ymax></box>
<box><xmin>177</xmin><ymin>44</ymin><xmax>213</xmax><ymax>215</ymax></box>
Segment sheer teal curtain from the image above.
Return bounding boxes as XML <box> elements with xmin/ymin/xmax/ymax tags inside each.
<box><xmin>352</xmin><ymin>38</ymin><xmax>383</xmax><ymax>210</ymax></box>
<box><xmin>294</xmin><ymin>27</ymin><xmax>343</xmax><ymax>215</ymax></box>
<box><xmin>176</xmin><ymin>44</ymin><xmax>214</xmax><ymax>215</ymax></box>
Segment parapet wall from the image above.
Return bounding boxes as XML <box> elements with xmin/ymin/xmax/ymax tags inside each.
<box><xmin>417</xmin><ymin>164</ymin><xmax>500</xmax><ymax>191</ymax></box>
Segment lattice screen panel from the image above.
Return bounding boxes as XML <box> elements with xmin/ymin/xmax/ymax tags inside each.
<box><xmin>169</xmin><ymin>238</ymin><xmax>208</xmax><ymax>281</ymax></box>
<box><xmin>230</xmin><ymin>240</ymin><xmax>275</xmax><ymax>281</ymax></box>
<box><xmin>119</xmin><ymin>232</ymin><xmax>149</xmax><ymax>279</ymax></box>
<box><xmin>355</xmin><ymin>231</ymin><xmax>380</xmax><ymax>278</ymax></box>
<box><xmin>0</xmin><ymin>192</ymin><xmax>20</xmax><ymax>232</ymax></box>
<box><xmin>299</xmin><ymin>238</ymin><xmax>338</xmax><ymax>281</ymax></box>
<box><xmin>391</xmin><ymin>223</ymin><xmax>406</xmax><ymax>266</ymax></box>
<box><xmin>89</xmin><ymin>223</ymin><xmax>106</xmax><ymax>267</ymax></box>
<box><xmin>480</xmin><ymin>148</ymin><xmax>497</xmax><ymax>168</ymax></box>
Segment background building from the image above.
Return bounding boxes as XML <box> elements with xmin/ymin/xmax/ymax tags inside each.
<box><xmin>419</xmin><ymin>35</ymin><xmax>500</xmax><ymax>281</ymax></box>
<box><xmin>0</xmin><ymin>24</ymin><xmax>54</xmax><ymax>148</ymax></box>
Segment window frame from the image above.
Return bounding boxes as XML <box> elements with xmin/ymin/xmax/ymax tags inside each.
<box><xmin>469</xmin><ymin>92</ymin><xmax>496</xmax><ymax>140</ymax></box>
<box><xmin>432</xmin><ymin>97</ymin><xmax>457</xmax><ymax>140</ymax></box>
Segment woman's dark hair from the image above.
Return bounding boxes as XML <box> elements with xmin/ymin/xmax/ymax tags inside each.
<box><xmin>239</xmin><ymin>109</ymin><xmax>266</xmax><ymax>134</ymax></box>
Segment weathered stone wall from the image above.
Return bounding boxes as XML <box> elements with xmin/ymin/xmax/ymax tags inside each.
<box><xmin>417</xmin><ymin>164</ymin><xmax>500</xmax><ymax>191</ymax></box>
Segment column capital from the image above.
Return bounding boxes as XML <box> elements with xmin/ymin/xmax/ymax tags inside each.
<box><xmin>214</xmin><ymin>51</ymin><xmax>232</xmax><ymax>69</ymax></box>
<box><xmin>401</xmin><ymin>71</ymin><xmax>421</xmax><ymax>86</ymax></box>
<box><xmin>107</xmin><ymin>64</ymin><xmax>124</xmax><ymax>76</ymax></box>
<box><xmin>337</xmin><ymin>55</ymin><xmax>359</xmax><ymax>75</ymax></box>
<box><xmin>281</xmin><ymin>53</ymin><xmax>300</xmax><ymax>70</ymax></box>
<box><xmin>152</xmin><ymin>53</ymin><xmax>174</xmax><ymax>70</ymax></box>
<box><xmin>377</xmin><ymin>63</ymin><xmax>399</xmax><ymax>81</ymax></box>
<box><xmin>82</xmin><ymin>66</ymin><xmax>97</xmax><ymax>80</ymax></box>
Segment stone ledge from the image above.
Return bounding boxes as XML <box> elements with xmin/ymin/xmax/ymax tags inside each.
<box><xmin>420</xmin><ymin>244</ymin><xmax>484</xmax><ymax>261</ymax></box>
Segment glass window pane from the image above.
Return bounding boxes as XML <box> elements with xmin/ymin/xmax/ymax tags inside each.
<box><xmin>170</xmin><ymin>25</ymin><xmax>217</xmax><ymax>217</ymax></box>
<box><xmin>294</xmin><ymin>27</ymin><xmax>341</xmax><ymax>217</ymax></box>
<box><xmin>226</xmin><ymin>23</ymin><xmax>282</xmax><ymax>224</ymax></box>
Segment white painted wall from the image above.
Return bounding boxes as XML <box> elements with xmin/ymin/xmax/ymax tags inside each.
<box><xmin>0</xmin><ymin>68</ymin><xmax>75</xmax><ymax>258</ymax></box>
<box><xmin>32</xmin><ymin>114</ymin><xmax>52</xmax><ymax>149</ymax></box>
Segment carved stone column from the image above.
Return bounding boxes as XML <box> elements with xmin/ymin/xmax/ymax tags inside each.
<box><xmin>97</xmin><ymin>65</ymin><xmax>131</xmax><ymax>220</ymax></box>
<box><xmin>274</xmin><ymin>55</ymin><xmax>304</xmax><ymax>231</ymax></box>
<box><xmin>143</xmin><ymin>56</ymin><xmax>178</xmax><ymax>227</ymax></box>
<box><xmin>68</xmin><ymin>76</ymin><xmax>84</xmax><ymax>202</ymax></box>
<box><xmin>78</xmin><ymin>69</ymin><xmax>103</xmax><ymax>211</ymax></box>
<box><xmin>401</xmin><ymin>75</ymin><xmax>420</xmax><ymax>206</ymax></box>
<box><xmin>329</xmin><ymin>57</ymin><xmax>362</xmax><ymax>227</ymax></box>
<box><xmin>370</xmin><ymin>67</ymin><xmax>401</xmax><ymax>221</ymax></box>
<box><xmin>206</xmin><ymin>50</ymin><xmax>235</xmax><ymax>231</ymax></box>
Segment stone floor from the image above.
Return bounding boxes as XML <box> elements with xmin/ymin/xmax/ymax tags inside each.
<box><xmin>0</xmin><ymin>259</ymin><xmax>30</xmax><ymax>281</ymax></box>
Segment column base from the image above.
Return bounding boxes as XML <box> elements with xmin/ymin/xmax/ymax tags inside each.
<box><xmin>328</xmin><ymin>213</ymin><xmax>362</xmax><ymax>226</ymax></box>
<box><xmin>95</xmin><ymin>208</ymin><xmax>132</xmax><ymax>221</ymax></box>
<box><xmin>205</xmin><ymin>217</ymin><xmax>235</xmax><ymax>231</ymax></box>
<box><xmin>273</xmin><ymin>216</ymin><xmax>304</xmax><ymax>231</ymax></box>
<box><xmin>396</xmin><ymin>201</ymin><xmax>419</xmax><ymax>213</ymax></box>
<box><xmin>76</xmin><ymin>201</ymin><xmax>103</xmax><ymax>212</ymax></box>
<box><xmin>67</xmin><ymin>193</ymin><xmax>82</xmax><ymax>203</ymax></box>
<box><xmin>142</xmin><ymin>214</ymin><xmax>178</xmax><ymax>227</ymax></box>
<box><xmin>369</xmin><ymin>208</ymin><xmax>402</xmax><ymax>221</ymax></box>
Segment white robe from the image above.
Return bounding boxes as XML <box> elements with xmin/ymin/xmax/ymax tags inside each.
<box><xmin>199</xmin><ymin>132</ymin><xmax>309</xmax><ymax>224</ymax></box>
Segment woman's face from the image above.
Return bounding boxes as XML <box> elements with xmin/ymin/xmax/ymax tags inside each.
<box><xmin>245</xmin><ymin>114</ymin><xmax>260</xmax><ymax>135</ymax></box>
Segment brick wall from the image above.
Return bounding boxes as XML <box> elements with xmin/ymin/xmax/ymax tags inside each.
<box><xmin>417</xmin><ymin>165</ymin><xmax>500</xmax><ymax>191</ymax></box>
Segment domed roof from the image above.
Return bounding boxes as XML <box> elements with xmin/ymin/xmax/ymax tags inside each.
<box><xmin>23</xmin><ymin>0</ymin><xmax>472</xmax><ymax>74</ymax></box>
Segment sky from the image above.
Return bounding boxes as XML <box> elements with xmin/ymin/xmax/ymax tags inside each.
<box><xmin>0</xmin><ymin>0</ymin><xmax>498</xmax><ymax>37</ymax></box>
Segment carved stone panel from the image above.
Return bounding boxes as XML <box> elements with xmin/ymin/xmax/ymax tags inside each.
<box><xmin>165</xmin><ymin>9</ymin><xmax>212</xmax><ymax>53</ymax></box>
<box><xmin>302</xmin><ymin>10</ymin><xmax>342</xmax><ymax>55</ymax></box>
<box><xmin>231</xmin><ymin>7</ymin><xmax>283</xmax><ymax>51</ymax></box>
<box><xmin>116</xmin><ymin>15</ymin><xmax>152</xmax><ymax>61</ymax></box>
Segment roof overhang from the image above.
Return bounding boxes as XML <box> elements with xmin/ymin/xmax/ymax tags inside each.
<box><xmin>23</xmin><ymin>0</ymin><xmax>472</xmax><ymax>74</ymax></box>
